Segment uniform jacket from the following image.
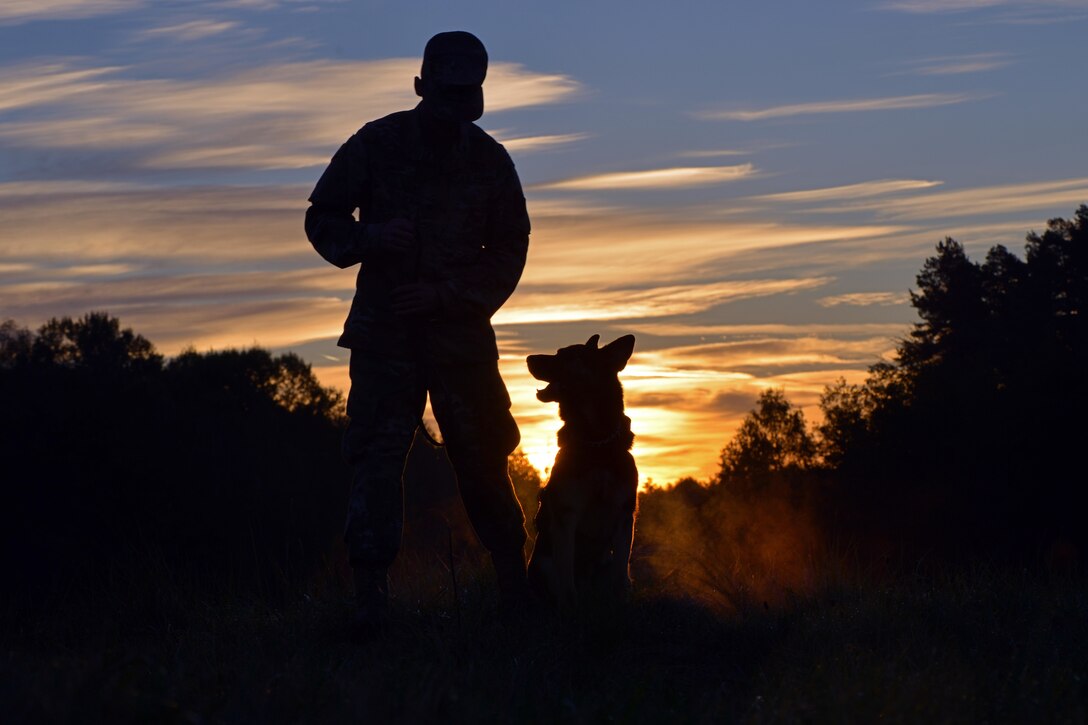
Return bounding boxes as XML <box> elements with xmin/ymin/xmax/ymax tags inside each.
<box><xmin>305</xmin><ymin>106</ymin><xmax>530</xmax><ymax>362</ymax></box>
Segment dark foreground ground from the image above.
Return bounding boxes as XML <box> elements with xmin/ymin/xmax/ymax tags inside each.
<box><xmin>2</xmin><ymin>558</ymin><xmax>1086</xmax><ymax>724</ymax></box>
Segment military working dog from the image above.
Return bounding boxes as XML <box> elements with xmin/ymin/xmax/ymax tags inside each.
<box><xmin>526</xmin><ymin>334</ymin><xmax>638</xmax><ymax>610</ymax></box>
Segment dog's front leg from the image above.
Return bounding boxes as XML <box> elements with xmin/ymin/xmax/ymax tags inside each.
<box><xmin>608</xmin><ymin>507</ymin><xmax>635</xmax><ymax>597</ymax></box>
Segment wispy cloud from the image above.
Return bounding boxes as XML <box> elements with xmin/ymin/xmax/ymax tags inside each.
<box><xmin>695</xmin><ymin>93</ymin><xmax>989</xmax><ymax>121</ymax></box>
<box><xmin>485</xmin><ymin>64</ymin><xmax>586</xmax><ymax>111</ymax></box>
<box><xmin>0</xmin><ymin>181</ymin><xmax>905</xmax><ymax>286</ymax></box>
<box><xmin>0</xmin><ymin>182</ymin><xmax>320</xmax><ymax>262</ymax></box>
<box><xmin>676</xmin><ymin>149</ymin><xmax>750</xmax><ymax>159</ymax></box>
<box><xmin>0</xmin><ymin>0</ymin><xmax>143</xmax><ymax>24</ymax></box>
<box><xmin>626</xmin><ymin>321</ymin><xmax>910</xmax><ymax>338</ymax></box>
<box><xmin>881</xmin><ymin>0</ymin><xmax>1086</xmax><ymax>12</ymax></box>
<box><xmin>531</xmin><ymin>164</ymin><xmax>756</xmax><ymax>191</ymax></box>
<box><xmin>0</xmin><ymin>263</ymin><xmax>350</xmax><ymax>353</ymax></box>
<box><xmin>895</xmin><ymin>52</ymin><xmax>1013</xmax><ymax>76</ymax></box>
<box><xmin>639</xmin><ymin>337</ymin><xmax>892</xmax><ymax>373</ymax></box>
<box><xmin>0</xmin><ymin>64</ymin><xmax>122</xmax><ymax>112</ymax></box>
<box><xmin>494</xmin><ymin>278</ymin><xmax>832</xmax><ymax>325</ymax></box>
<box><xmin>0</xmin><ymin>180</ymin><xmax>140</xmax><ymax>197</ymax></box>
<box><xmin>755</xmin><ymin>179</ymin><xmax>943</xmax><ymax>203</ymax></box>
<box><xmin>489</xmin><ymin>132</ymin><xmax>589</xmax><ymax>154</ymax></box>
<box><xmin>525</xmin><ymin>197</ymin><xmax>625</xmax><ymax>218</ymax></box>
<box><xmin>880</xmin><ymin>0</ymin><xmax>1088</xmax><ymax>23</ymax></box>
<box><xmin>0</xmin><ymin>59</ymin><xmax>582</xmax><ymax>172</ymax></box>
<box><xmin>519</xmin><ymin>213</ymin><xmax>906</xmax><ymax>286</ymax></box>
<box><xmin>52</xmin><ymin>263</ymin><xmax>142</xmax><ymax>277</ymax></box>
<box><xmin>0</xmin><ymin>117</ymin><xmax>174</xmax><ymax>147</ymax></box>
<box><xmin>806</xmin><ymin>177</ymin><xmax>1088</xmax><ymax>220</ymax></box>
<box><xmin>881</xmin><ymin>0</ymin><xmax>1005</xmax><ymax>11</ymax></box>
<box><xmin>137</xmin><ymin>19</ymin><xmax>241</xmax><ymax>41</ymax></box>
<box><xmin>818</xmin><ymin>292</ymin><xmax>910</xmax><ymax>307</ymax></box>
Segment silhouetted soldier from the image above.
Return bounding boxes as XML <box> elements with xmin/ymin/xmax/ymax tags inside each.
<box><xmin>305</xmin><ymin>31</ymin><xmax>531</xmax><ymax>637</ymax></box>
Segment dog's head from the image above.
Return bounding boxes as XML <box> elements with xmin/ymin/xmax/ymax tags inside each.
<box><xmin>527</xmin><ymin>334</ymin><xmax>636</xmax><ymax>404</ymax></box>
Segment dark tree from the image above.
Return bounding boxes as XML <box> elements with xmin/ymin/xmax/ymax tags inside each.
<box><xmin>816</xmin><ymin>378</ymin><xmax>872</xmax><ymax>470</ymax></box>
<box><xmin>31</xmin><ymin>311</ymin><xmax>162</xmax><ymax>373</ymax></box>
<box><xmin>0</xmin><ymin>319</ymin><xmax>33</xmax><ymax>367</ymax></box>
<box><xmin>717</xmin><ymin>388</ymin><xmax>816</xmax><ymax>495</ymax></box>
<box><xmin>816</xmin><ymin>206</ymin><xmax>1088</xmax><ymax>558</ymax></box>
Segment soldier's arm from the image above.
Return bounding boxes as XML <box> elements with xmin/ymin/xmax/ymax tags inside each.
<box><xmin>437</xmin><ymin>154</ymin><xmax>530</xmax><ymax>318</ymax></box>
<box><xmin>305</xmin><ymin>133</ymin><xmax>399</xmax><ymax>269</ymax></box>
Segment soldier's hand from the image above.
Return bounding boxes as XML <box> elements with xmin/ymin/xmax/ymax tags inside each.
<box><xmin>376</xmin><ymin>218</ymin><xmax>415</xmax><ymax>255</ymax></box>
<box><xmin>391</xmin><ymin>283</ymin><xmax>441</xmax><ymax>318</ymax></box>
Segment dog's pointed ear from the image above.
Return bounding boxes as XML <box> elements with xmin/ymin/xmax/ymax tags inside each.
<box><xmin>585</xmin><ymin>334</ymin><xmax>600</xmax><ymax>348</ymax></box>
<box><xmin>601</xmin><ymin>334</ymin><xmax>635</xmax><ymax>372</ymax></box>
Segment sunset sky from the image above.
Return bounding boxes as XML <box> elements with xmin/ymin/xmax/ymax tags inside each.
<box><xmin>2</xmin><ymin>1</ymin><xmax>1087</xmax><ymax>485</ymax></box>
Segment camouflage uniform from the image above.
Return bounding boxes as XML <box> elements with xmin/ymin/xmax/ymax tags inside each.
<box><xmin>305</xmin><ymin>106</ymin><xmax>530</xmax><ymax>571</ymax></box>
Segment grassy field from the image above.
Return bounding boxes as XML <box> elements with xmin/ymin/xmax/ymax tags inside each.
<box><xmin>3</xmin><ymin>552</ymin><xmax>1086</xmax><ymax>724</ymax></box>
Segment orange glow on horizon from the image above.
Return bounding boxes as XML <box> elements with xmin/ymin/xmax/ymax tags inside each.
<box><xmin>309</xmin><ymin>355</ymin><xmax>874</xmax><ymax>491</ymax></box>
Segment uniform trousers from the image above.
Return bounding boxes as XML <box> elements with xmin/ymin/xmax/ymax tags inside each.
<box><xmin>342</xmin><ymin>351</ymin><xmax>526</xmax><ymax>570</ymax></box>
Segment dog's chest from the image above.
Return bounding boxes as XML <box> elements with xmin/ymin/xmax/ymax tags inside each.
<box><xmin>543</xmin><ymin>452</ymin><xmax>637</xmax><ymax>522</ymax></box>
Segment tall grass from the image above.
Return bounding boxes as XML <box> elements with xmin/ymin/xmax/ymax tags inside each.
<box><xmin>3</xmin><ymin>543</ymin><xmax>1085</xmax><ymax>723</ymax></box>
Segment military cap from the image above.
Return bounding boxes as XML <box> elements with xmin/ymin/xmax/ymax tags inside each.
<box><xmin>421</xmin><ymin>31</ymin><xmax>488</xmax><ymax>85</ymax></box>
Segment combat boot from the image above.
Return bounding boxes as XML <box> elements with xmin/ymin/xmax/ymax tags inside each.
<box><xmin>351</xmin><ymin>567</ymin><xmax>389</xmax><ymax>643</ymax></box>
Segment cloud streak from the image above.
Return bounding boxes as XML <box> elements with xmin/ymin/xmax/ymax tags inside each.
<box><xmin>137</xmin><ymin>19</ymin><xmax>242</xmax><ymax>41</ymax></box>
<box><xmin>0</xmin><ymin>182</ymin><xmax>314</xmax><ymax>262</ymax></box>
<box><xmin>695</xmin><ymin>93</ymin><xmax>988</xmax><ymax>121</ymax></box>
<box><xmin>0</xmin><ymin>0</ymin><xmax>142</xmax><ymax>24</ymax></box>
<box><xmin>495</xmin><ymin>278</ymin><xmax>832</xmax><ymax>325</ymax></box>
<box><xmin>755</xmin><ymin>179</ymin><xmax>943</xmax><ymax>203</ymax></box>
<box><xmin>532</xmin><ymin>164</ymin><xmax>756</xmax><ymax>191</ymax></box>
<box><xmin>489</xmin><ymin>132</ymin><xmax>589</xmax><ymax>154</ymax></box>
<box><xmin>895</xmin><ymin>53</ymin><xmax>1013</xmax><ymax>76</ymax></box>
<box><xmin>818</xmin><ymin>292</ymin><xmax>910</xmax><ymax>307</ymax></box>
<box><xmin>518</xmin><ymin>211</ymin><xmax>906</xmax><ymax>286</ymax></box>
<box><xmin>880</xmin><ymin>0</ymin><xmax>1088</xmax><ymax>23</ymax></box>
<box><xmin>0</xmin><ymin>64</ymin><xmax>122</xmax><ymax>113</ymax></box>
<box><xmin>0</xmin><ymin>59</ymin><xmax>583</xmax><ymax>172</ymax></box>
<box><xmin>805</xmin><ymin>177</ymin><xmax>1088</xmax><ymax>220</ymax></box>
<box><xmin>882</xmin><ymin>0</ymin><xmax>1086</xmax><ymax>12</ymax></box>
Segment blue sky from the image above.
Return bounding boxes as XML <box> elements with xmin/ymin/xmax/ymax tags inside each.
<box><xmin>2</xmin><ymin>0</ymin><xmax>1087</xmax><ymax>483</ymax></box>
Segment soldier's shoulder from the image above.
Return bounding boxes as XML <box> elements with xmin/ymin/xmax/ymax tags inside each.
<box><xmin>351</xmin><ymin>110</ymin><xmax>414</xmax><ymax>149</ymax></box>
<box><xmin>467</xmin><ymin>125</ymin><xmax>516</xmax><ymax>168</ymax></box>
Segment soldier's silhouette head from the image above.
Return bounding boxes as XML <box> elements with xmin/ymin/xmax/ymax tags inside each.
<box><xmin>414</xmin><ymin>31</ymin><xmax>488</xmax><ymax>123</ymax></box>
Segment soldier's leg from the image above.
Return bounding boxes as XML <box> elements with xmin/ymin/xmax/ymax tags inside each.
<box><xmin>343</xmin><ymin>352</ymin><xmax>426</xmax><ymax>627</ymax></box>
<box><xmin>428</xmin><ymin>362</ymin><xmax>528</xmax><ymax>604</ymax></box>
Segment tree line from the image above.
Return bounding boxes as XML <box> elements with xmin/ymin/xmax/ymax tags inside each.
<box><xmin>641</xmin><ymin>205</ymin><xmax>1088</xmax><ymax>567</ymax></box>
<box><xmin>3</xmin><ymin>206</ymin><xmax>1084</xmax><ymax>604</ymax></box>
<box><xmin>0</xmin><ymin>313</ymin><xmax>353</xmax><ymax>598</ymax></box>
<box><xmin>0</xmin><ymin>312</ymin><xmax>542</xmax><ymax>602</ymax></box>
